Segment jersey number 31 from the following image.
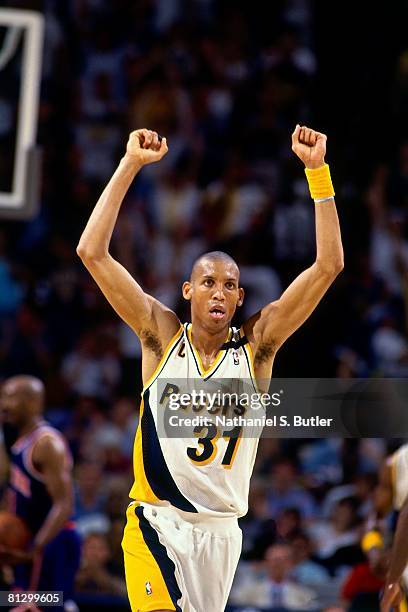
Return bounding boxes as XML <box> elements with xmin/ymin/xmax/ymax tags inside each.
<box><xmin>186</xmin><ymin>425</ymin><xmax>242</xmax><ymax>468</ymax></box>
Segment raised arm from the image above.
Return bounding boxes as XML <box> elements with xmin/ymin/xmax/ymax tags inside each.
<box><xmin>244</xmin><ymin>125</ymin><xmax>344</xmax><ymax>356</ymax></box>
<box><xmin>380</xmin><ymin>496</ymin><xmax>408</xmax><ymax>611</ymax></box>
<box><xmin>77</xmin><ymin>130</ymin><xmax>181</xmax><ymax>377</ymax></box>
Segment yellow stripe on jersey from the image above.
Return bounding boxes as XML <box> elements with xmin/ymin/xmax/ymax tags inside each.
<box><xmin>239</xmin><ymin>327</ymin><xmax>260</xmax><ymax>393</ymax></box>
<box><xmin>187</xmin><ymin>324</ymin><xmax>232</xmax><ymax>377</ymax></box>
<box><xmin>142</xmin><ymin>325</ymin><xmax>183</xmax><ymax>393</ymax></box>
<box><xmin>129</xmin><ymin>399</ymin><xmax>161</xmax><ymax>504</ymax></box>
<box><xmin>122</xmin><ymin>503</ymin><xmax>175</xmax><ymax>612</ymax></box>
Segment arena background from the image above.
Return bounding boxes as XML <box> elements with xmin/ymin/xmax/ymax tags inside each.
<box><xmin>1</xmin><ymin>1</ymin><xmax>408</xmax><ymax>610</ymax></box>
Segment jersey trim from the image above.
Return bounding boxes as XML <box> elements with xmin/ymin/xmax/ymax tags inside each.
<box><xmin>135</xmin><ymin>505</ymin><xmax>182</xmax><ymax>612</ymax></box>
<box><xmin>136</xmin><ymin>389</ymin><xmax>198</xmax><ymax>513</ymax></box>
<box><xmin>24</xmin><ymin>431</ymin><xmax>63</xmax><ymax>482</ymax></box>
<box><xmin>11</xmin><ymin>420</ymin><xmax>48</xmax><ymax>453</ymax></box>
<box><xmin>239</xmin><ymin>327</ymin><xmax>259</xmax><ymax>392</ymax></box>
<box><xmin>130</xmin><ymin>399</ymin><xmax>162</xmax><ymax>505</ymax></box>
<box><xmin>185</xmin><ymin>323</ymin><xmax>232</xmax><ymax>379</ymax></box>
<box><xmin>142</xmin><ymin>325</ymin><xmax>184</xmax><ymax>393</ymax></box>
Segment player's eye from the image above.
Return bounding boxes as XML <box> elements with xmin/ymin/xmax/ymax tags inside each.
<box><xmin>204</xmin><ymin>279</ymin><xmax>213</xmax><ymax>286</ymax></box>
<box><xmin>225</xmin><ymin>282</ymin><xmax>235</xmax><ymax>289</ymax></box>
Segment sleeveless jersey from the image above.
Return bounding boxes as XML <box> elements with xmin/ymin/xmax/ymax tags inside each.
<box><xmin>7</xmin><ymin>421</ymin><xmax>73</xmax><ymax>535</ymax></box>
<box><xmin>390</xmin><ymin>443</ymin><xmax>408</xmax><ymax>592</ymax></box>
<box><xmin>130</xmin><ymin>323</ymin><xmax>264</xmax><ymax>518</ymax></box>
<box><xmin>391</xmin><ymin>443</ymin><xmax>408</xmax><ymax>511</ymax></box>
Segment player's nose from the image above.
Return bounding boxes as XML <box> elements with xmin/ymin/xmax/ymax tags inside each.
<box><xmin>212</xmin><ymin>284</ymin><xmax>225</xmax><ymax>300</ymax></box>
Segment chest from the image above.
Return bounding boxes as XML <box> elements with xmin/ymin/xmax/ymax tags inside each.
<box><xmin>166</xmin><ymin>335</ymin><xmax>251</xmax><ymax>382</ymax></box>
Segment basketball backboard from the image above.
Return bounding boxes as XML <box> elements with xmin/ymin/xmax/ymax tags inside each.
<box><xmin>0</xmin><ymin>8</ymin><xmax>43</xmax><ymax>219</ymax></box>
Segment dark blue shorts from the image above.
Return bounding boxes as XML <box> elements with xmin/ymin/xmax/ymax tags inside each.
<box><xmin>14</xmin><ymin>526</ymin><xmax>81</xmax><ymax>608</ymax></box>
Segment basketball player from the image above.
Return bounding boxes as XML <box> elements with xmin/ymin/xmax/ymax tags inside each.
<box><xmin>0</xmin><ymin>376</ymin><xmax>81</xmax><ymax>610</ymax></box>
<box><xmin>77</xmin><ymin>126</ymin><xmax>343</xmax><ymax>611</ymax></box>
<box><xmin>375</xmin><ymin>444</ymin><xmax>408</xmax><ymax>611</ymax></box>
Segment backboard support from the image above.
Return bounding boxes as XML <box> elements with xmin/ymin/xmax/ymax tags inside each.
<box><xmin>0</xmin><ymin>8</ymin><xmax>44</xmax><ymax>219</ymax></box>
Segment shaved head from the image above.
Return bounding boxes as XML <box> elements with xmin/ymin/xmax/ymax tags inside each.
<box><xmin>5</xmin><ymin>375</ymin><xmax>45</xmax><ymax>404</ymax></box>
<box><xmin>183</xmin><ymin>251</ymin><xmax>243</xmax><ymax>331</ymax></box>
<box><xmin>191</xmin><ymin>251</ymin><xmax>239</xmax><ymax>281</ymax></box>
<box><xmin>1</xmin><ymin>375</ymin><xmax>45</xmax><ymax>428</ymax></box>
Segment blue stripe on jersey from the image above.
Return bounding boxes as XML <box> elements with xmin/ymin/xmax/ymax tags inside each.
<box><xmin>135</xmin><ymin>505</ymin><xmax>182</xmax><ymax>612</ymax></box>
<box><xmin>141</xmin><ymin>389</ymin><xmax>197</xmax><ymax>513</ymax></box>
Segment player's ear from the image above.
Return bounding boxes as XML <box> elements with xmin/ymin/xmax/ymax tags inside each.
<box><xmin>182</xmin><ymin>281</ymin><xmax>193</xmax><ymax>301</ymax></box>
<box><xmin>237</xmin><ymin>287</ymin><xmax>244</xmax><ymax>307</ymax></box>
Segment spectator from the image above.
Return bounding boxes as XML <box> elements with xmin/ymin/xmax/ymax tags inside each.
<box><xmin>61</xmin><ymin>331</ymin><xmax>120</xmax><ymax>399</ymax></box>
<box><xmin>309</xmin><ymin>497</ymin><xmax>365</xmax><ymax>577</ymax></box>
<box><xmin>74</xmin><ymin>461</ymin><xmax>109</xmax><ymax>537</ymax></box>
<box><xmin>239</xmin><ymin>480</ymin><xmax>276</xmax><ymax>560</ymax></box>
<box><xmin>230</xmin><ymin>543</ymin><xmax>317</xmax><ymax>610</ymax></box>
<box><xmin>290</xmin><ymin>532</ymin><xmax>330</xmax><ymax>587</ymax></box>
<box><xmin>276</xmin><ymin>507</ymin><xmax>303</xmax><ymax>540</ymax></box>
<box><xmin>266</xmin><ymin>458</ymin><xmax>317</xmax><ymax>521</ymax></box>
<box><xmin>75</xmin><ymin>532</ymin><xmax>126</xmax><ymax>596</ymax></box>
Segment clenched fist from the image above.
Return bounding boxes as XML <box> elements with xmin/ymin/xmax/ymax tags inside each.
<box><xmin>292</xmin><ymin>125</ymin><xmax>327</xmax><ymax>169</ymax></box>
<box><xmin>125</xmin><ymin>129</ymin><xmax>168</xmax><ymax>166</ymax></box>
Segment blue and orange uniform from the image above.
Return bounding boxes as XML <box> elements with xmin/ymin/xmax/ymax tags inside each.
<box><xmin>7</xmin><ymin>421</ymin><xmax>81</xmax><ymax>605</ymax></box>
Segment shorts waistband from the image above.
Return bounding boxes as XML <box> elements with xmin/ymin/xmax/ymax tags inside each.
<box><xmin>130</xmin><ymin>501</ymin><xmax>240</xmax><ymax>536</ymax></box>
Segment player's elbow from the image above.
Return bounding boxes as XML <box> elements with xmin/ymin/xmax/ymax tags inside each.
<box><xmin>76</xmin><ymin>243</ymin><xmax>87</xmax><ymax>261</ymax></box>
<box><xmin>76</xmin><ymin>242</ymin><xmax>106</xmax><ymax>265</ymax></box>
<box><xmin>332</xmin><ymin>255</ymin><xmax>344</xmax><ymax>275</ymax></box>
<box><xmin>316</xmin><ymin>255</ymin><xmax>344</xmax><ymax>279</ymax></box>
<box><xmin>59</xmin><ymin>488</ymin><xmax>74</xmax><ymax>519</ymax></box>
<box><xmin>76</xmin><ymin>241</ymin><xmax>92</xmax><ymax>261</ymax></box>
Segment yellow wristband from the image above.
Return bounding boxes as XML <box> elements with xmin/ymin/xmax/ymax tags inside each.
<box><xmin>361</xmin><ymin>530</ymin><xmax>384</xmax><ymax>553</ymax></box>
<box><xmin>305</xmin><ymin>163</ymin><xmax>335</xmax><ymax>200</ymax></box>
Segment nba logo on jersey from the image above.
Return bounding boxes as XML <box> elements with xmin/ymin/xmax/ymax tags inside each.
<box><xmin>145</xmin><ymin>581</ymin><xmax>152</xmax><ymax>595</ymax></box>
<box><xmin>233</xmin><ymin>350</ymin><xmax>239</xmax><ymax>365</ymax></box>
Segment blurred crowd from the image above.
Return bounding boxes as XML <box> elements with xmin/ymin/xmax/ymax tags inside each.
<box><xmin>1</xmin><ymin>0</ymin><xmax>408</xmax><ymax>609</ymax></box>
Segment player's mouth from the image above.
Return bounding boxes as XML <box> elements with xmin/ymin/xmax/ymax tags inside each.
<box><xmin>209</xmin><ymin>305</ymin><xmax>226</xmax><ymax>320</ymax></box>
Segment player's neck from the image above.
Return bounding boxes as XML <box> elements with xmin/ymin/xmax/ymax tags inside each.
<box><xmin>18</xmin><ymin>416</ymin><xmax>44</xmax><ymax>438</ymax></box>
<box><xmin>189</xmin><ymin>321</ymin><xmax>229</xmax><ymax>359</ymax></box>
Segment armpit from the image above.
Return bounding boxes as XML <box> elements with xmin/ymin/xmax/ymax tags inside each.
<box><xmin>140</xmin><ymin>329</ymin><xmax>163</xmax><ymax>360</ymax></box>
<box><xmin>254</xmin><ymin>341</ymin><xmax>276</xmax><ymax>366</ymax></box>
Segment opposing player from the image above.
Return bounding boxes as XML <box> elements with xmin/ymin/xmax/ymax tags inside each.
<box><xmin>376</xmin><ymin>444</ymin><xmax>408</xmax><ymax>611</ymax></box>
<box><xmin>0</xmin><ymin>376</ymin><xmax>81</xmax><ymax>610</ymax></box>
<box><xmin>77</xmin><ymin>126</ymin><xmax>343</xmax><ymax>611</ymax></box>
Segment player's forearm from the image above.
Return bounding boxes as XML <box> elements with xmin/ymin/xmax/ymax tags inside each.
<box><xmin>77</xmin><ymin>154</ymin><xmax>141</xmax><ymax>261</ymax></box>
<box><xmin>314</xmin><ymin>199</ymin><xmax>344</xmax><ymax>276</ymax></box>
<box><xmin>386</xmin><ymin>500</ymin><xmax>408</xmax><ymax>584</ymax></box>
<box><xmin>32</xmin><ymin>499</ymin><xmax>72</xmax><ymax>552</ymax></box>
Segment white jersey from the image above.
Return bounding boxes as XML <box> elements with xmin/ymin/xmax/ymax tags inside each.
<box><xmin>390</xmin><ymin>444</ymin><xmax>408</xmax><ymax>590</ymax></box>
<box><xmin>129</xmin><ymin>323</ymin><xmax>263</xmax><ymax>518</ymax></box>
<box><xmin>391</xmin><ymin>443</ymin><xmax>408</xmax><ymax>511</ymax></box>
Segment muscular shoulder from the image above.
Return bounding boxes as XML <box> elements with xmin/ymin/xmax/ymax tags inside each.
<box><xmin>242</xmin><ymin>303</ymin><xmax>280</xmax><ymax>366</ymax></box>
<box><xmin>32</xmin><ymin>433</ymin><xmax>67</xmax><ymax>470</ymax></box>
